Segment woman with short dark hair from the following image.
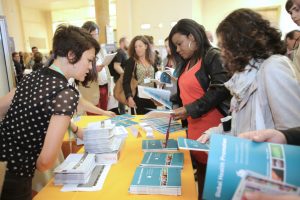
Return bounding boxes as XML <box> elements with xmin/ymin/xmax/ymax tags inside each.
<box><xmin>0</xmin><ymin>24</ymin><xmax>99</xmax><ymax>200</ymax></box>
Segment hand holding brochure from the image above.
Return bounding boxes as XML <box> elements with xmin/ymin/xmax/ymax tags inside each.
<box><xmin>137</xmin><ymin>86</ymin><xmax>172</xmax><ymax>109</ymax></box>
<box><xmin>203</xmin><ymin>134</ymin><xmax>300</xmax><ymax>200</ymax></box>
<box><xmin>177</xmin><ymin>137</ymin><xmax>210</xmax><ymax>152</ymax></box>
<box><xmin>100</xmin><ymin>52</ymin><xmax>117</xmax><ymax>66</ymax></box>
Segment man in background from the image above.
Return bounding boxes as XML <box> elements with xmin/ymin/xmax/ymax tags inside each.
<box><xmin>108</xmin><ymin>37</ymin><xmax>129</xmax><ymax>114</ymax></box>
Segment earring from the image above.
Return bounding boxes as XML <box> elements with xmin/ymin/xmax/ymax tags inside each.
<box><xmin>188</xmin><ymin>41</ymin><xmax>191</xmax><ymax>49</ymax></box>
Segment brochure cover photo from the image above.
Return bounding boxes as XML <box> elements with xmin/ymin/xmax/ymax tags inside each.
<box><xmin>203</xmin><ymin>134</ymin><xmax>300</xmax><ymax>200</ymax></box>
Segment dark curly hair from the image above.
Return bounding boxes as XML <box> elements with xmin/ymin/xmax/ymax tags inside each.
<box><xmin>216</xmin><ymin>8</ymin><xmax>286</xmax><ymax>73</ymax></box>
<box><xmin>128</xmin><ymin>35</ymin><xmax>154</xmax><ymax>65</ymax></box>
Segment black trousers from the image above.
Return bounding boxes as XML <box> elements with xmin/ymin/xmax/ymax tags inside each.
<box><xmin>1</xmin><ymin>172</ymin><xmax>32</xmax><ymax>200</ymax></box>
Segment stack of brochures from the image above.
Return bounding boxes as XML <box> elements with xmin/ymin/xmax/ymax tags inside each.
<box><xmin>142</xmin><ymin>139</ymin><xmax>178</xmax><ymax>152</ymax></box>
<box><xmin>129</xmin><ymin>167</ymin><xmax>181</xmax><ymax>195</ymax></box>
<box><xmin>54</xmin><ymin>153</ymin><xmax>96</xmax><ymax>185</ymax></box>
<box><xmin>84</xmin><ymin>121</ymin><xmax>124</xmax><ymax>154</ymax></box>
<box><xmin>140</xmin><ymin>152</ymin><xmax>184</xmax><ymax>168</ymax></box>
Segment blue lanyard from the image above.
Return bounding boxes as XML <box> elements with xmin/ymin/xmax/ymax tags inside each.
<box><xmin>50</xmin><ymin>64</ymin><xmax>64</xmax><ymax>76</ymax></box>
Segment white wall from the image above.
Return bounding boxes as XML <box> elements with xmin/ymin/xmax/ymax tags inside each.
<box><xmin>116</xmin><ymin>0</ymin><xmax>199</xmax><ymax>45</ymax></box>
<box><xmin>2</xmin><ymin>0</ymin><xmax>25</xmax><ymax>51</ymax></box>
<box><xmin>202</xmin><ymin>0</ymin><xmax>298</xmax><ymax>41</ymax></box>
<box><xmin>21</xmin><ymin>7</ymin><xmax>50</xmax><ymax>53</ymax></box>
<box><xmin>0</xmin><ymin>0</ymin><xmax>3</xmax><ymax>15</ymax></box>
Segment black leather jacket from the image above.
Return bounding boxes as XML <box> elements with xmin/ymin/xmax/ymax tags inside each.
<box><xmin>171</xmin><ymin>48</ymin><xmax>230</xmax><ymax>119</ymax></box>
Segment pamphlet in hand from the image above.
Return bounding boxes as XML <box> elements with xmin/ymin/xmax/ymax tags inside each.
<box><xmin>138</xmin><ymin>86</ymin><xmax>172</xmax><ymax>109</ymax></box>
<box><xmin>203</xmin><ymin>134</ymin><xmax>300</xmax><ymax>200</ymax></box>
<box><xmin>177</xmin><ymin>137</ymin><xmax>210</xmax><ymax>152</ymax></box>
<box><xmin>232</xmin><ymin>170</ymin><xmax>300</xmax><ymax>199</ymax></box>
<box><xmin>100</xmin><ymin>52</ymin><xmax>117</xmax><ymax>66</ymax></box>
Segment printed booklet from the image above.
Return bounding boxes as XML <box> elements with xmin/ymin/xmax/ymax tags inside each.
<box><xmin>142</xmin><ymin>139</ymin><xmax>178</xmax><ymax>152</ymax></box>
<box><xmin>203</xmin><ymin>134</ymin><xmax>300</xmax><ymax>200</ymax></box>
<box><xmin>129</xmin><ymin>167</ymin><xmax>181</xmax><ymax>195</ymax></box>
<box><xmin>177</xmin><ymin>137</ymin><xmax>210</xmax><ymax>152</ymax></box>
<box><xmin>140</xmin><ymin>152</ymin><xmax>184</xmax><ymax>168</ymax></box>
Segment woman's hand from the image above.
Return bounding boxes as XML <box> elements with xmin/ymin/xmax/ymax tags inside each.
<box><xmin>127</xmin><ymin>96</ymin><xmax>136</xmax><ymax>108</ymax></box>
<box><xmin>104</xmin><ymin>110</ymin><xmax>116</xmax><ymax>117</ymax></box>
<box><xmin>197</xmin><ymin>134</ymin><xmax>210</xmax><ymax>144</ymax></box>
<box><xmin>172</xmin><ymin>106</ymin><xmax>188</xmax><ymax>120</ymax></box>
<box><xmin>76</xmin><ymin>127</ymin><xmax>84</xmax><ymax>139</ymax></box>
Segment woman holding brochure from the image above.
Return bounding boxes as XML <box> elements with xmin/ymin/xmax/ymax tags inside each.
<box><xmin>0</xmin><ymin>25</ymin><xmax>100</xmax><ymax>199</ymax></box>
<box><xmin>168</xmin><ymin>18</ymin><xmax>230</xmax><ymax>198</ymax></box>
<box><xmin>123</xmin><ymin>35</ymin><xmax>157</xmax><ymax>114</ymax></box>
<box><xmin>198</xmin><ymin>9</ymin><xmax>300</xmax><ymax>142</ymax></box>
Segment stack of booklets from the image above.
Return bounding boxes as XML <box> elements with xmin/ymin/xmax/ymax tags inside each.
<box><xmin>54</xmin><ymin>153</ymin><xmax>96</xmax><ymax>185</ymax></box>
<box><xmin>84</xmin><ymin>121</ymin><xmax>124</xmax><ymax>154</ymax></box>
<box><xmin>129</xmin><ymin>167</ymin><xmax>181</xmax><ymax>195</ymax></box>
<box><xmin>140</xmin><ymin>152</ymin><xmax>184</xmax><ymax>168</ymax></box>
<box><xmin>142</xmin><ymin>139</ymin><xmax>178</xmax><ymax>152</ymax></box>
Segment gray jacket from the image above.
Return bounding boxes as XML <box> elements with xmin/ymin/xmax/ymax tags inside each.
<box><xmin>206</xmin><ymin>55</ymin><xmax>300</xmax><ymax>136</ymax></box>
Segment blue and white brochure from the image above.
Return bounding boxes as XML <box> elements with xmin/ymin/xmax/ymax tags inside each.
<box><xmin>177</xmin><ymin>137</ymin><xmax>210</xmax><ymax>152</ymax></box>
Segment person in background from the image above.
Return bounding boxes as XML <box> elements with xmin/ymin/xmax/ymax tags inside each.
<box><xmin>23</xmin><ymin>52</ymin><xmax>32</xmax><ymax>69</ymax></box>
<box><xmin>162</xmin><ymin>37</ymin><xmax>176</xmax><ymax>71</ymax></box>
<box><xmin>123</xmin><ymin>35</ymin><xmax>157</xmax><ymax>114</ymax></box>
<box><xmin>144</xmin><ymin>35</ymin><xmax>162</xmax><ymax>71</ymax></box>
<box><xmin>286</xmin><ymin>0</ymin><xmax>300</xmax><ymax>76</ymax></box>
<box><xmin>0</xmin><ymin>24</ymin><xmax>99</xmax><ymax>200</ymax></box>
<box><xmin>285</xmin><ymin>30</ymin><xmax>300</xmax><ymax>60</ymax></box>
<box><xmin>199</xmin><ymin>9</ymin><xmax>300</xmax><ymax>146</ymax></box>
<box><xmin>32</xmin><ymin>51</ymin><xmax>44</xmax><ymax>71</ymax></box>
<box><xmin>168</xmin><ymin>18</ymin><xmax>230</xmax><ymax>198</ymax></box>
<box><xmin>108</xmin><ymin>36</ymin><xmax>129</xmax><ymax>114</ymax></box>
<box><xmin>26</xmin><ymin>46</ymin><xmax>39</xmax><ymax>69</ymax></box>
<box><xmin>79</xmin><ymin>21</ymin><xmax>115</xmax><ymax>116</ymax></box>
<box><xmin>12</xmin><ymin>52</ymin><xmax>24</xmax><ymax>83</ymax></box>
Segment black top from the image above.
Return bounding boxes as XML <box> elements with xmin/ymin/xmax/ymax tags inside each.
<box><xmin>281</xmin><ymin>127</ymin><xmax>300</xmax><ymax>146</ymax></box>
<box><xmin>108</xmin><ymin>48</ymin><xmax>128</xmax><ymax>82</ymax></box>
<box><xmin>0</xmin><ymin>67</ymin><xmax>79</xmax><ymax>177</ymax></box>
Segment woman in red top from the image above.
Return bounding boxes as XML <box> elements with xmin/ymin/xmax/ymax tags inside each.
<box><xmin>168</xmin><ymin>19</ymin><xmax>230</xmax><ymax>198</ymax></box>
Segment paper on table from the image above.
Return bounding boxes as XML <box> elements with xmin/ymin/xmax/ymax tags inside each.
<box><xmin>100</xmin><ymin>52</ymin><xmax>117</xmax><ymax>66</ymax></box>
<box><xmin>61</xmin><ymin>165</ymin><xmax>111</xmax><ymax>192</ymax></box>
<box><xmin>144</xmin><ymin>109</ymin><xmax>174</xmax><ymax>118</ymax></box>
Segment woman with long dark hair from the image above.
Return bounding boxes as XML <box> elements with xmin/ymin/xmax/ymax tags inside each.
<box><xmin>168</xmin><ymin>18</ymin><xmax>230</xmax><ymax>198</ymax></box>
<box><xmin>123</xmin><ymin>35</ymin><xmax>157</xmax><ymax>114</ymax></box>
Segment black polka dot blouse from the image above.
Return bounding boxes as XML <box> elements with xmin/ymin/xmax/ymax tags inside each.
<box><xmin>0</xmin><ymin>67</ymin><xmax>79</xmax><ymax>177</ymax></box>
